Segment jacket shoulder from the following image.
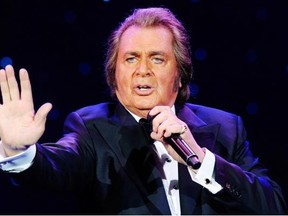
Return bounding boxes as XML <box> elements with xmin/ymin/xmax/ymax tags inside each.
<box><xmin>184</xmin><ymin>103</ymin><xmax>247</xmax><ymax>143</ymax></box>
<box><xmin>73</xmin><ymin>102</ymin><xmax>117</xmax><ymax>121</ymax></box>
<box><xmin>185</xmin><ymin>103</ymin><xmax>238</xmax><ymax>120</ymax></box>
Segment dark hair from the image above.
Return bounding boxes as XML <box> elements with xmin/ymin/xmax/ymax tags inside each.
<box><xmin>105</xmin><ymin>7</ymin><xmax>193</xmax><ymax>104</ymax></box>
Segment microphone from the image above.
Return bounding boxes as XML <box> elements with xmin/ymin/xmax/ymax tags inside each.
<box><xmin>147</xmin><ymin>114</ymin><xmax>201</xmax><ymax>169</ymax></box>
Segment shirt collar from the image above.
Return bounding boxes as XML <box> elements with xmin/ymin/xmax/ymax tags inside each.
<box><xmin>126</xmin><ymin>105</ymin><xmax>176</xmax><ymax>122</ymax></box>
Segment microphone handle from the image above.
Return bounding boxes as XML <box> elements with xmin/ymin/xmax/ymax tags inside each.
<box><xmin>164</xmin><ymin>135</ymin><xmax>201</xmax><ymax>169</ymax></box>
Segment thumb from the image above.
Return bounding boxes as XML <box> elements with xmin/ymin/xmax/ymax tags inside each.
<box><xmin>34</xmin><ymin>102</ymin><xmax>53</xmax><ymax>124</ymax></box>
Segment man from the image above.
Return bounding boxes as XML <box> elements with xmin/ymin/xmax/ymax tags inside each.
<box><xmin>0</xmin><ymin>7</ymin><xmax>286</xmax><ymax>214</ymax></box>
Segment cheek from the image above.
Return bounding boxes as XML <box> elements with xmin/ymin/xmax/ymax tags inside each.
<box><xmin>115</xmin><ymin>64</ymin><xmax>132</xmax><ymax>82</ymax></box>
<box><xmin>162</xmin><ymin>75</ymin><xmax>178</xmax><ymax>89</ymax></box>
<box><xmin>160</xmin><ymin>76</ymin><xmax>180</xmax><ymax>96</ymax></box>
<box><xmin>115</xmin><ymin>73</ymin><xmax>130</xmax><ymax>92</ymax></box>
<box><xmin>115</xmin><ymin>68</ymin><xmax>124</xmax><ymax>83</ymax></box>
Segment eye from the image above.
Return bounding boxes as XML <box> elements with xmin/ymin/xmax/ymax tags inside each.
<box><xmin>152</xmin><ymin>57</ymin><xmax>164</xmax><ymax>64</ymax></box>
<box><xmin>126</xmin><ymin>57</ymin><xmax>137</xmax><ymax>63</ymax></box>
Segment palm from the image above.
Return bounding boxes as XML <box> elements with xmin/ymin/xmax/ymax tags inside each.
<box><xmin>0</xmin><ymin>99</ymin><xmax>38</xmax><ymax>146</ymax></box>
<box><xmin>0</xmin><ymin>65</ymin><xmax>52</xmax><ymax>151</ymax></box>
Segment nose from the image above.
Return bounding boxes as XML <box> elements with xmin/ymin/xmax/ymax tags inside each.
<box><xmin>136</xmin><ymin>59</ymin><xmax>151</xmax><ymax>76</ymax></box>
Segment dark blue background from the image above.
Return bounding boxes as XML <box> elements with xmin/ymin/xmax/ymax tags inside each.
<box><xmin>1</xmin><ymin>0</ymin><xmax>287</xmax><ymax>213</ymax></box>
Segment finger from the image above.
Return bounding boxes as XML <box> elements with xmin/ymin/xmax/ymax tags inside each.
<box><xmin>163</xmin><ymin>124</ymin><xmax>187</xmax><ymax>138</ymax></box>
<box><xmin>6</xmin><ymin>65</ymin><xmax>20</xmax><ymax>100</ymax></box>
<box><xmin>179</xmin><ymin>125</ymin><xmax>187</xmax><ymax>134</ymax></box>
<box><xmin>0</xmin><ymin>68</ymin><xmax>11</xmax><ymax>103</ymax></box>
<box><xmin>19</xmin><ymin>68</ymin><xmax>33</xmax><ymax>103</ymax></box>
<box><xmin>151</xmin><ymin>112</ymin><xmax>166</xmax><ymax>133</ymax></box>
<box><xmin>151</xmin><ymin>110</ymin><xmax>172</xmax><ymax>133</ymax></box>
<box><xmin>148</xmin><ymin>105</ymin><xmax>166</xmax><ymax>117</ymax></box>
<box><xmin>34</xmin><ymin>102</ymin><xmax>53</xmax><ymax>125</ymax></box>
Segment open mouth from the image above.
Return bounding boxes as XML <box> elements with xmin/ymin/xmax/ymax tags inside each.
<box><xmin>137</xmin><ymin>85</ymin><xmax>151</xmax><ymax>91</ymax></box>
<box><xmin>134</xmin><ymin>84</ymin><xmax>154</xmax><ymax>95</ymax></box>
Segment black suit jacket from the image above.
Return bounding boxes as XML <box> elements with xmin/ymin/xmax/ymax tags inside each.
<box><xmin>13</xmin><ymin>102</ymin><xmax>287</xmax><ymax>214</ymax></box>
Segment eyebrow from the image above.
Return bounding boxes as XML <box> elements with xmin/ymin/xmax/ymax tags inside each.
<box><xmin>124</xmin><ymin>51</ymin><xmax>166</xmax><ymax>56</ymax></box>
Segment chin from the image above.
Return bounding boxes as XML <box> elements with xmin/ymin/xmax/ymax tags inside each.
<box><xmin>134</xmin><ymin>102</ymin><xmax>155</xmax><ymax>110</ymax></box>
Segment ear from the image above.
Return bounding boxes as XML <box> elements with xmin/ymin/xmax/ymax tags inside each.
<box><xmin>179</xmin><ymin>79</ymin><xmax>182</xmax><ymax>88</ymax></box>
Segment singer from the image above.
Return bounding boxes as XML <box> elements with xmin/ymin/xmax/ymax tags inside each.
<box><xmin>0</xmin><ymin>7</ymin><xmax>286</xmax><ymax>215</ymax></box>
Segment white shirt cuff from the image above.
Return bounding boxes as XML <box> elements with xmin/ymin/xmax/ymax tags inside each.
<box><xmin>0</xmin><ymin>144</ymin><xmax>36</xmax><ymax>173</ymax></box>
<box><xmin>188</xmin><ymin>148</ymin><xmax>223</xmax><ymax>194</ymax></box>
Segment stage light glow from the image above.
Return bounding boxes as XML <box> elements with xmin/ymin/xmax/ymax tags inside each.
<box><xmin>246</xmin><ymin>102</ymin><xmax>259</xmax><ymax>115</ymax></box>
<box><xmin>195</xmin><ymin>48</ymin><xmax>207</xmax><ymax>61</ymax></box>
<box><xmin>79</xmin><ymin>62</ymin><xmax>91</xmax><ymax>75</ymax></box>
<box><xmin>189</xmin><ymin>83</ymin><xmax>199</xmax><ymax>97</ymax></box>
<box><xmin>246</xmin><ymin>49</ymin><xmax>257</xmax><ymax>63</ymax></box>
<box><xmin>48</xmin><ymin>107</ymin><xmax>60</xmax><ymax>121</ymax></box>
<box><xmin>64</xmin><ymin>10</ymin><xmax>77</xmax><ymax>24</ymax></box>
<box><xmin>0</xmin><ymin>56</ymin><xmax>13</xmax><ymax>68</ymax></box>
<box><xmin>256</xmin><ymin>7</ymin><xmax>268</xmax><ymax>21</ymax></box>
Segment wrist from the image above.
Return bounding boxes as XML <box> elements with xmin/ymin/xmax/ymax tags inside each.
<box><xmin>0</xmin><ymin>140</ymin><xmax>28</xmax><ymax>157</ymax></box>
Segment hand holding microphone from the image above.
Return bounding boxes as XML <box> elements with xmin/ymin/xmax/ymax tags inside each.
<box><xmin>147</xmin><ymin>110</ymin><xmax>201</xmax><ymax>170</ymax></box>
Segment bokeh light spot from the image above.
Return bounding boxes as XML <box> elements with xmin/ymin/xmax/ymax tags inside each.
<box><xmin>191</xmin><ymin>0</ymin><xmax>201</xmax><ymax>3</ymax></box>
<box><xmin>79</xmin><ymin>62</ymin><xmax>92</xmax><ymax>76</ymax></box>
<box><xmin>64</xmin><ymin>10</ymin><xmax>77</xmax><ymax>24</ymax></box>
<box><xmin>0</xmin><ymin>56</ymin><xmax>13</xmax><ymax>68</ymax></box>
<box><xmin>256</xmin><ymin>7</ymin><xmax>268</xmax><ymax>21</ymax></box>
<box><xmin>48</xmin><ymin>107</ymin><xmax>61</xmax><ymax>121</ymax></box>
<box><xmin>189</xmin><ymin>83</ymin><xmax>199</xmax><ymax>97</ymax></box>
<box><xmin>195</xmin><ymin>48</ymin><xmax>207</xmax><ymax>61</ymax></box>
<box><xmin>246</xmin><ymin>102</ymin><xmax>259</xmax><ymax>115</ymax></box>
<box><xmin>246</xmin><ymin>49</ymin><xmax>257</xmax><ymax>63</ymax></box>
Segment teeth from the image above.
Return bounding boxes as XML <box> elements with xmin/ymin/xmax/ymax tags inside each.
<box><xmin>138</xmin><ymin>86</ymin><xmax>150</xmax><ymax>90</ymax></box>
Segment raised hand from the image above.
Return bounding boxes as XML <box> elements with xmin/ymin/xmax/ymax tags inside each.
<box><xmin>0</xmin><ymin>65</ymin><xmax>52</xmax><ymax>156</ymax></box>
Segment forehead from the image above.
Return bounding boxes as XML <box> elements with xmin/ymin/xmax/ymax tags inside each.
<box><xmin>118</xmin><ymin>25</ymin><xmax>174</xmax><ymax>53</ymax></box>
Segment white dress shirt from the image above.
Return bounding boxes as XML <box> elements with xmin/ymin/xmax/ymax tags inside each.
<box><xmin>129</xmin><ymin>107</ymin><xmax>222</xmax><ymax>215</ymax></box>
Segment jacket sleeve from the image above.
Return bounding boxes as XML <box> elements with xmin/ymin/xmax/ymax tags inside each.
<box><xmin>9</xmin><ymin>111</ymin><xmax>97</xmax><ymax>192</ymax></box>
<box><xmin>212</xmin><ymin>114</ymin><xmax>287</xmax><ymax>214</ymax></box>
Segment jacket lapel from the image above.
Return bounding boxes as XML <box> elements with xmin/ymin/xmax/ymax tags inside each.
<box><xmin>176</xmin><ymin>104</ymin><xmax>220</xmax><ymax>214</ymax></box>
<box><xmin>178</xmin><ymin>163</ymin><xmax>203</xmax><ymax>214</ymax></box>
<box><xmin>94</xmin><ymin>103</ymin><xmax>170</xmax><ymax>214</ymax></box>
<box><xmin>94</xmin><ymin>103</ymin><xmax>220</xmax><ymax>214</ymax></box>
<box><xmin>177</xmin><ymin>104</ymin><xmax>220</xmax><ymax>151</ymax></box>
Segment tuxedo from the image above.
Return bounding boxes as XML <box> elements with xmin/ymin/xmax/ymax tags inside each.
<box><xmin>12</xmin><ymin>102</ymin><xmax>287</xmax><ymax>214</ymax></box>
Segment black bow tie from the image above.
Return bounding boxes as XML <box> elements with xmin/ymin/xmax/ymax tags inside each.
<box><xmin>139</xmin><ymin>118</ymin><xmax>153</xmax><ymax>143</ymax></box>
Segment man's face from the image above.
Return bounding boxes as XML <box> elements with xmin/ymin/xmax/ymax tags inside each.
<box><xmin>115</xmin><ymin>25</ymin><xmax>181</xmax><ymax>118</ymax></box>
